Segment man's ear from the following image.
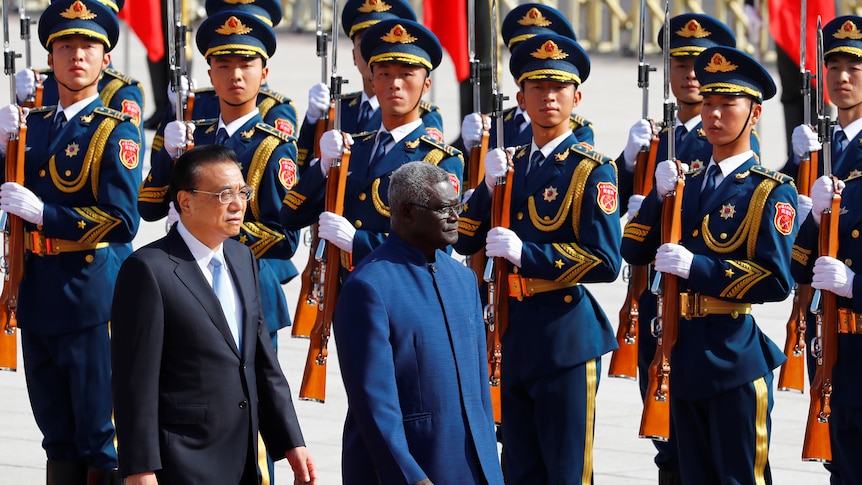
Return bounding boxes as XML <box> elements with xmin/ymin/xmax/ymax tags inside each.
<box><xmin>177</xmin><ymin>190</ymin><xmax>193</xmax><ymax>215</ymax></box>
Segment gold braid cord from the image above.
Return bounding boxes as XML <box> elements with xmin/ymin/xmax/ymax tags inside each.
<box><xmin>247</xmin><ymin>135</ymin><xmax>280</xmax><ymax>220</ymax></box>
<box><xmin>700</xmin><ymin>178</ymin><xmax>776</xmax><ymax>258</ymax></box>
<box><xmin>50</xmin><ymin>117</ymin><xmax>118</xmax><ymax>198</ymax></box>
<box><xmin>257</xmin><ymin>97</ymin><xmax>276</xmax><ymax>118</ymax></box>
<box><xmin>99</xmin><ymin>79</ymin><xmax>123</xmax><ymax>106</ymax></box>
<box><xmin>371</xmin><ymin>178</ymin><xmax>391</xmax><ymax>218</ymax></box>
<box><xmin>527</xmin><ymin>157</ymin><xmax>598</xmax><ymax>238</ymax></box>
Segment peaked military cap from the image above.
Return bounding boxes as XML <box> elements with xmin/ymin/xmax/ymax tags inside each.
<box><xmin>196</xmin><ymin>10</ymin><xmax>276</xmax><ymax>59</ymax></box>
<box><xmin>501</xmin><ymin>3</ymin><xmax>576</xmax><ymax>52</ymax></box>
<box><xmin>342</xmin><ymin>0</ymin><xmax>416</xmax><ymax>39</ymax></box>
<box><xmin>695</xmin><ymin>46</ymin><xmax>776</xmax><ymax>102</ymax></box>
<box><xmin>360</xmin><ymin>18</ymin><xmax>442</xmax><ymax>70</ymax></box>
<box><xmin>823</xmin><ymin>15</ymin><xmax>862</xmax><ymax>59</ymax></box>
<box><xmin>509</xmin><ymin>33</ymin><xmax>590</xmax><ymax>86</ymax></box>
<box><xmin>205</xmin><ymin>0</ymin><xmax>283</xmax><ymax>27</ymax></box>
<box><xmin>38</xmin><ymin>0</ymin><xmax>119</xmax><ymax>51</ymax></box>
<box><xmin>658</xmin><ymin>13</ymin><xmax>736</xmax><ymax>57</ymax></box>
<box><xmin>95</xmin><ymin>0</ymin><xmax>123</xmax><ymax>13</ymax></box>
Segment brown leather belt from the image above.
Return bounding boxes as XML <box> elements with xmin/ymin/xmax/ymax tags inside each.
<box><xmin>26</xmin><ymin>231</ymin><xmax>109</xmax><ymax>256</ymax></box>
<box><xmin>838</xmin><ymin>309</ymin><xmax>862</xmax><ymax>334</ymax></box>
<box><xmin>508</xmin><ymin>274</ymin><xmax>579</xmax><ymax>298</ymax></box>
<box><xmin>679</xmin><ymin>292</ymin><xmax>752</xmax><ymax>319</ymax></box>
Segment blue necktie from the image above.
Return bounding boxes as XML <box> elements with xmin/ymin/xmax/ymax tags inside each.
<box><xmin>701</xmin><ymin>164</ymin><xmax>719</xmax><ymax>202</ymax></box>
<box><xmin>51</xmin><ymin>112</ymin><xmax>66</xmax><ymax>139</ymax></box>
<box><xmin>372</xmin><ymin>131</ymin><xmax>392</xmax><ymax>166</ymax></box>
<box><xmin>211</xmin><ymin>254</ymin><xmax>241</xmax><ymax>352</ymax></box>
<box><xmin>833</xmin><ymin>130</ymin><xmax>847</xmax><ymax>157</ymax></box>
<box><xmin>507</xmin><ymin>113</ymin><xmax>526</xmax><ymax>144</ymax></box>
<box><xmin>674</xmin><ymin>125</ymin><xmax>686</xmax><ymax>148</ymax></box>
<box><xmin>215</xmin><ymin>127</ymin><xmax>229</xmax><ymax>145</ymax></box>
<box><xmin>527</xmin><ymin>150</ymin><xmax>543</xmax><ymax>178</ymax></box>
<box><xmin>357</xmin><ymin>100</ymin><xmax>373</xmax><ymax>130</ymax></box>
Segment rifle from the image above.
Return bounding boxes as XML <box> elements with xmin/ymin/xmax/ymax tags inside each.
<box><xmin>17</xmin><ymin>0</ymin><xmax>39</xmax><ymax>108</ymax></box>
<box><xmin>482</xmin><ymin>0</ymin><xmax>508</xmax><ymax>424</ymax></box>
<box><xmin>292</xmin><ymin>0</ymin><xmax>331</xmax><ymax>338</ymax></box>
<box><xmin>640</xmin><ymin>5</ymin><xmax>679</xmax><ymax>440</ymax></box>
<box><xmin>312</xmin><ymin>0</ymin><xmax>344</xmax><ymax>159</ymax></box>
<box><xmin>802</xmin><ymin>18</ymin><xmax>836</xmax><ymax>462</ymax></box>
<box><xmin>609</xmin><ymin>0</ymin><xmax>658</xmax><ymax>380</ymax></box>
<box><xmin>167</xmin><ymin>0</ymin><xmax>194</xmax><ymax>149</ymax></box>
<box><xmin>0</xmin><ymin>0</ymin><xmax>25</xmax><ymax>371</ymax></box>
<box><xmin>300</xmin><ymin>0</ymin><xmax>347</xmax><ymax>402</ymax></box>
<box><xmin>778</xmin><ymin>0</ymin><xmax>815</xmax><ymax>393</ymax></box>
<box><xmin>465</xmin><ymin>0</ymin><xmax>489</xmax><ymax>284</ymax></box>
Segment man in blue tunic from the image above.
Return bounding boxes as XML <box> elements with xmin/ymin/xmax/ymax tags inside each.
<box><xmin>622</xmin><ymin>46</ymin><xmax>795</xmax><ymax>484</ymax></box>
<box><xmin>455</xmin><ymin>33</ymin><xmax>621</xmax><ymax>484</ymax></box>
<box><xmin>334</xmin><ymin>161</ymin><xmax>503</xmax><ymax>485</ymax></box>
<box><xmin>0</xmin><ymin>0</ymin><xmax>142</xmax><ymax>482</ymax></box>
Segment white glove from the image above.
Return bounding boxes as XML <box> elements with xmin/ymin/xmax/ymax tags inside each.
<box><xmin>163</xmin><ymin>120</ymin><xmax>192</xmax><ymax>159</ymax></box>
<box><xmin>797</xmin><ymin>194</ymin><xmax>812</xmax><ymax>228</ymax></box>
<box><xmin>654</xmin><ymin>243</ymin><xmax>693</xmax><ymax>279</ymax></box>
<box><xmin>167</xmin><ymin>201</ymin><xmax>180</xmax><ymax>226</ymax></box>
<box><xmin>167</xmin><ymin>77</ymin><xmax>196</xmax><ymax>113</ymax></box>
<box><xmin>791</xmin><ymin>124</ymin><xmax>821</xmax><ymax>158</ymax></box>
<box><xmin>15</xmin><ymin>69</ymin><xmax>48</xmax><ymax>105</ymax></box>
<box><xmin>461</xmin><ymin>113</ymin><xmax>488</xmax><ymax>152</ymax></box>
<box><xmin>462</xmin><ymin>188</ymin><xmax>475</xmax><ymax>203</ymax></box>
<box><xmin>0</xmin><ymin>104</ymin><xmax>25</xmax><ymax>155</ymax></box>
<box><xmin>623</xmin><ymin>119</ymin><xmax>652</xmax><ymax>171</ymax></box>
<box><xmin>812</xmin><ymin>256</ymin><xmax>855</xmax><ymax>299</ymax></box>
<box><xmin>306</xmin><ymin>82</ymin><xmax>330</xmax><ymax>123</ymax></box>
<box><xmin>317</xmin><ymin>211</ymin><xmax>355</xmax><ymax>252</ymax></box>
<box><xmin>810</xmin><ymin>175</ymin><xmax>844</xmax><ymax>225</ymax></box>
<box><xmin>318</xmin><ymin>130</ymin><xmax>353</xmax><ymax>176</ymax></box>
<box><xmin>483</xmin><ymin>148</ymin><xmax>512</xmax><ymax>192</ymax></box>
<box><xmin>0</xmin><ymin>182</ymin><xmax>44</xmax><ymax>225</ymax></box>
<box><xmin>485</xmin><ymin>226</ymin><xmax>523</xmax><ymax>267</ymax></box>
<box><xmin>627</xmin><ymin>194</ymin><xmax>645</xmax><ymax>220</ymax></box>
<box><xmin>654</xmin><ymin>160</ymin><xmax>683</xmax><ymax>198</ymax></box>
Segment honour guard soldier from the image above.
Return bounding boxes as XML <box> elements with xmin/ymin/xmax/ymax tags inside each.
<box><xmin>622</xmin><ymin>46</ymin><xmax>794</xmax><ymax>484</ymax></box>
<box><xmin>0</xmin><ymin>0</ymin><xmax>142</xmax><ymax>482</ymax></box>
<box><xmin>281</xmin><ymin>18</ymin><xmax>463</xmax><ymax>274</ymax></box>
<box><xmin>151</xmin><ymin>0</ymin><xmax>299</xmax><ymax>161</ymax></box>
<box><xmin>295</xmin><ymin>0</ymin><xmax>445</xmax><ymax>172</ymax></box>
<box><xmin>455</xmin><ymin>33</ymin><xmax>621</xmax><ymax>484</ymax></box>
<box><xmin>460</xmin><ymin>3</ymin><xmax>595</xmax><ymax>159</ymax></box>
<box><xmin>15</xmin><ymin>0</ymin><xmax>144</xmax><ymax>141</ymax></box>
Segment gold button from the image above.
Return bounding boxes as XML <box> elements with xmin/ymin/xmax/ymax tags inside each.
<box><xmin>731</xmin><ymin>310</ymin><xmax>739</xmax><ymax>319</ymax></box>
<box><xmin>358</xmin><ymin>193</ymin><xmax>366</xmax><ymax>201</ymax></box>
<box><xmin>354</xmin><ymin>220</ymin><xmax>362</xmax><ymax>228</ymax></box>
<box><xmin>65</xmin><ymin>170</ymin><xmax>71</xmax><ymax>176</ymax></box>
<box><xmin>85</xmin><ymin>255</ymin><xmax>94</xmax><ymax>263</ymax></box>
<box><xmin>692</xmin><ymin>229</ymin><xmax>699</xmax><ymax>237</ymax></box>
<box><xmin>563</xmin><ymin>295</ymin><xmax>573</xmax><ymax>303</ymax></box>
<box><xmin>853</xmin><ymin>229</ymin><xmax>860</xmax><ymax>239</ymax></box>
<box><xmin>39</xmin><ymin>169</ymin><xmax>46</xmax><ymax>177</ymax></box>
<box><xmin>720</xmin><ymin>233</ymin><xmax>727</xmax><ymax>240</ymax></box>
<box><xmin>544</xmin><ymin>216</ymin><xmax>550</xmax><ymax>221</ymax></box>
<box><xmin>517</xmin><ymin>212</ymin><xmax>523</xmax><ymax>220</ymax></box>
<box><xmin>846</xmin><ymin>258</ymin><xmax>853</xmax><ymax>267</ymax></box>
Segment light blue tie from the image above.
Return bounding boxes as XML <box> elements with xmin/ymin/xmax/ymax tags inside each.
<box><xmin>211</xmin><ymin>254</ymin><xmax>241</xmax><ymax>352</ymax></box>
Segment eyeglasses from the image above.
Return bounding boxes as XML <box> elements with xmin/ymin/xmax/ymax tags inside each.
<box><xmin>411</xmin><ymin>202</ymin><xmax>465</xmax><ymax>218</ymax></box>
<box><xmin>192</xmin><ymin>186</ymin><xmax>255</xmax><ymax>204</ymax></box>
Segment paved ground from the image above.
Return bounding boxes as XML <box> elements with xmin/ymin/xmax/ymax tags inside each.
<box><xmin>0</xmin><ymin>22</ymin><xmax>832</xmax><ymax>484</ymax></box>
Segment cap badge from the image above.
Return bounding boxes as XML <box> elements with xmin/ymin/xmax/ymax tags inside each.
<box><xmin>835</xmin><ymin>20</ymin><xmax>862</xmax><ymax>40</ymax></box>
<box><xmin>518</xmin><ymin>7</ymin><xmax>552</xmax><ymax>27</ymax></box>
<box><xmin>677</xmin><ymin>19</ymin><xmax>711</xmax><ymax>38</ymax></box>
<box><xmin>531</xmin><ymin>40</ymin><xmax>568</xmax><ymax>60</ymax></box>
<box><xmin>704</xmin><ymin>53</ymin><xmax>738</xmax><ymax>73</ymax></box>
<box><xmin>359</xmin><ymin>0</ymin><xmax>391</xmax><ymax>13</ymax></box>
<box><xmin>216</xmin><ymin>16</ymin><xmax>253</xmax><ymax>36</ymax></box>
<box><xmin>61</xmin><ymin>1</ymin><xmax>97</xmax><ymax>20</ymax></box>
<box><xmin>381</xmin><ymin>24</ymin><xmax>417</xmax><ymax>44</ymax></box>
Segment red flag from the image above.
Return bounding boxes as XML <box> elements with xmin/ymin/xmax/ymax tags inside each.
<box><xmin>425</xmin><ymin>0</ymin><xmax>469</xmax><ymax>82</ymax></box>
<box><xmin>117</xmin><ymin>0</ymin><xmax>164</xmax><ymax>63</ymax></box>
<box><xmin>768</xmin><ymin>0</ymin><xmax>834</xmax><ymax>89</ymax></box>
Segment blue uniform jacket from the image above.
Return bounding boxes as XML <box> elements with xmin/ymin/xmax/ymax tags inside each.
<box><xmin>783</xmin><ymin>128</ymin><xmax>862</xmax><ymax>183</ymax></box>
<box><xmin>622</xmin><ymin>159</ymin><xmax>794</xmax><ymax>399</ymax></box>
<box><xmin>294</xmin><ymin>92</ymin><xmax>444</xmax><ymax>172</ymax></box>
<box><xmin>18</xmin><ymin>100</ymin><xmax>142</xmax><ymax>335</ymax></box>
<box><xmin>281</xmin><ymin>123</ymin><xmax>464</xmax><ymax>270</ymax></box>
<box><xmin>791</xmin><ymin>173</ymin><xmax>862</xmax><ymax>406</ymax></box>
<box><xmin>141</xmin><ymin>114</ymin><xmax>300</xmax><ymax>331</ymax></box>
<box><xmin>455</xmin><ymin>134</ymin><xmax>621</xmax><ymax>377</ymax></box>
<box><xmin>334</xmin><ymin>234</ymin><xmax>504</xmax><ymax>485</ymax></box>
<box><xmin>488</xmin><ymin>106</ymin><xmax>594</xmax><ymax>149</ymax></box>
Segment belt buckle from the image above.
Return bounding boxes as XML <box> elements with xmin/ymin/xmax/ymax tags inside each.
<box><xmin>681</xmin><ymin>292</ymin><xmax>699</xmax><ymax>320</ymax></box>
<box><xmin>854</xmin><ymin>313</ymin><xmax>862</xmax><ymax>334</ymax></box>
<box><xmin>508</xmin><ymin>274</ymin><xmax>526</xmax><ymax>299</ymax></box>
<box><xmin>29</xmin><ymin>232</ymin><xmax>46</xmax><ymax>256</ymax></box>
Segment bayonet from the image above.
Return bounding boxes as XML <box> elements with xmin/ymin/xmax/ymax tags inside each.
<box><xmin>817</xmin><ymin>17</ymin><xmax>832</xmax><ymax>176</ymax></box>
<box><xmin>663</xmin><ymin>1</ymin><xmax>676</xmax><ymax>164</ymax></box>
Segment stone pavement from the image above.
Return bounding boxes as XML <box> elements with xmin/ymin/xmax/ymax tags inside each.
<box><xmin>0</xmin><ymin>22</ymin><xmax>831</xmax><ymax>484</ymax></box>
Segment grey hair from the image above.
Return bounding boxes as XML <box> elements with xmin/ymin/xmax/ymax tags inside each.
<box><xmin>388</xmin><ymin>161</ymin><xmax>450</xmax><ymax>210</ymax></box>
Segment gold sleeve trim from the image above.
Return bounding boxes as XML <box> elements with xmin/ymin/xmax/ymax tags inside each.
<box><xmin>371</xmin><ymin>179</ymin><xmax>391</xmax><ymax>218</ymax></box>
<box><xmin>73</xmin><ymin>206</ymin><xmax>122</xmax><ymax>243</ymax></box>
<box><xmin>283</xmin><ymin>191</ymin><xmax>306</xmax><ymax>210</ymax></box>
<box><xmin>247</xmin><ymin>135</ymin><xmax>281</xmax><ymax>220</ymax></box>
<box><xmin>240</xmin><ymin>221</ymin><xmax>285</xmax><ymax>258</ymax></box>
<box><xmin>720</xmin><ymin>260</ymin><xmax>772</xmax><ymax>299</ymax></box>
<box><xmin>792</xmin><ymin>245</ymin><xmax>812</xmax><ymax>266</ymax></box>
<box><xmin>138</xmin><ymin>184</ymin><xmax>167</xmax><ymax>203</ymax></box>
<box><xmin>151</xmin><ymin>135</ymin><xmax>164</xmax><ymax>152</ymax></box>
<box><xmin>50</xmin><ymin>117</ymin><xmax>118</xmax><ymax>197</ymax></box>
<box><xmin>457</xmin><ymin>217</ymin><xmax>481</xmax><ymax>237</ymax></box>
<box><xmin>623</xmin><ymin>222</ymin><xmax>651</xmax><ymax>242</ymax></box>
<box><xmin>701</xmin><ymin>178</ymin><xmax>777</xmax><ymax>258</ymax></box>
<box><xmin>553</xmin><ymin>242</ymin><xmax>602</xmax><ymax>283</ymax></box>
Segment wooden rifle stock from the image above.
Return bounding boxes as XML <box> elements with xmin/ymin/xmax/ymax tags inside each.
<box><xmin>778</xmin><ymin>152</ymin><xmax>818</xmax><ymax>392</ymax></box>
<box><xmin>299</xmin><ymin>136</ymin><xmax>350</xmax><ymax>402</ymax></box>
<box><xmin>291</xmin><ymin>228</ymin><xmax>320</xmax><ymax>338</ymax></box>
<box><xmin>466</xmin><ymin>119</ymin><xmax>490</xmax><ymax>283</ymax></box>
<box><xmin>312</xmin><ymin>105</ymin><xmax>335</xmax><ymax>160</ymax></box>
<box><xmin>639</xmin><ymin>168</ymin><xmax>683</xmax><ymax>441</ymax></box>
<box><xmin>0</xmin><ymin>110</ymin><xmax>26</xmax><ymax>371</ymax></box>
<box><xmin>484</xmin><ymin>163</ymin><xmax>513</xmax><ymax>424</ymax></box>
<box><xmin>802</xmin><ymin>183</ymin><xmax>840</xmax><ymax>461</ymax></box>
<box><xmin>610</xmin><ymin>135</ymin><xmax>658</xmax><ymax>379</ymax></box>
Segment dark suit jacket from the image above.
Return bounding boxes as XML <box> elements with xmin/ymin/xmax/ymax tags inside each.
<box><xmin>111</xmin><ymin>228</ymin><xmax>305</xmax><ymax>482</ymax></box>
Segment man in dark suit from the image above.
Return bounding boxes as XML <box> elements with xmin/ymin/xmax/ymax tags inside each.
<box><xmin>110</xmin><ymin>144</ymin><xmax>317</xmax><ymax>484</ymax></box>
